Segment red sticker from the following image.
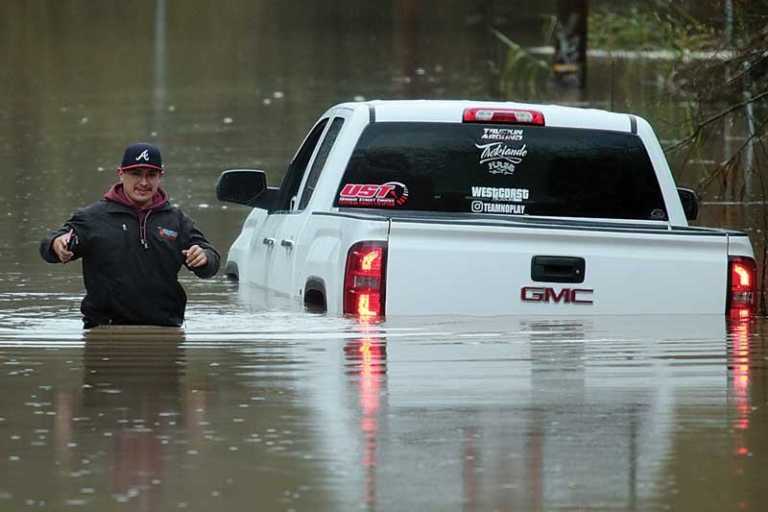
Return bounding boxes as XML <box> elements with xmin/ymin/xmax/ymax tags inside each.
<box><xmin>338</xmin><ymin>182</ymin><xmax>409</xmax><ymax>208</ymax></box>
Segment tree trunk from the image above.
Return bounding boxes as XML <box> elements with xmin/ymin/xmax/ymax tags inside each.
<box><xmin>553</xmin><ymin>0</ymin><xmax>588</xmax><ymax>88</ymax></box>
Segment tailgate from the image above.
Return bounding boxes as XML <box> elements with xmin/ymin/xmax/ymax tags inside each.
<box><xmin>385</xmin><ymin>220</ymin><xmax>729</xmax><ymax>315</ymax></box>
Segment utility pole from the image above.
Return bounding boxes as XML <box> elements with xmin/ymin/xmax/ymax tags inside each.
<box><xmin>153</xmin><ymin>0</ymin><xmax>167</xmax><ymax>130</ymax></box>
<box><xmin>723</xmin><ymin>0</ymin><xmax>735</xmax><ymax>201</ymax></box>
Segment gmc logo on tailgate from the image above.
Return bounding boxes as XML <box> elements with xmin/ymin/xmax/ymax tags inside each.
<box><xmin>521</xmin><ymin>287</ymin><xmax>594</xmax><ymax>304</ymax></box>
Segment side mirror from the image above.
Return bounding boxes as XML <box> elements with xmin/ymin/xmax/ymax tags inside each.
<box><xmin>216</xmin><ymin>169</ymin><xmax>279</xmax><ymax>211</ymax></box>
<box><xmin>678</xmin><ymin>187</ymin><xmax>698</xmax><ymax>221</ymax></box>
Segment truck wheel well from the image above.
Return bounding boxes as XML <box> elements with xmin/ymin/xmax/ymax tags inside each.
<box><xmin>304</xmin><ymin>278</ymin><xmax>326</xmax><ymax>313</ymax></box>
<box><xmin>224</xmin><ymin>261</ymin><xmax>239</xmax><ymax>281</ymax></box>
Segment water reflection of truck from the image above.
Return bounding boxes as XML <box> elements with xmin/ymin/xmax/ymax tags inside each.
<box><xmin>315</xmin><ymin>315</ymin><xmax>732</xmax><ymax>510</ymax></box>
<box><xmin>216</xmin><ymin>100</ymin><xmax>756</xmax><ymax>318</ymax></box>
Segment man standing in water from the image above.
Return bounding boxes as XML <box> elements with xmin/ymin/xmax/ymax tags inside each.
<box><xmin>40</xmin><ymin>143</ymin><xmax>220</xmax><ymax>328</ymax></box>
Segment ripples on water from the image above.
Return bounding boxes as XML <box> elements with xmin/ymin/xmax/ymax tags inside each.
<box><xmin>1</xmin><ymin>277</ymin><xmax>766</xmax><ymax>511</ymax></box>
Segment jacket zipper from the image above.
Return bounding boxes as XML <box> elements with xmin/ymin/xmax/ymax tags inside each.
<box><xmin>139</xmin><ymin>210</ymin><xmax>152</xmax><ymax>250</ymax></box>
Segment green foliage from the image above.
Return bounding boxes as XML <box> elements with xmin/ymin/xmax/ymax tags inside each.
<box><xmin>502</xmin><ymin>45</ymin><xmax>550</xmax><ymax>96</ymax></box>
<box><xmin>588</xmin><ymin>4</ymin><xmax>720</xmax><ymax>53</ymax></box>
<box><xmin>492</xmin><ymin>29</ymin><xmax>551</xmax><ymax>98</ymax></box>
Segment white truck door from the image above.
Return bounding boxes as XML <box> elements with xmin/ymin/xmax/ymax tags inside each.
<box><xmin>270</xmin><ymin>115</ymin><xmax>348</xmax><ymax>298</ymax></box>
<box><xmin>257</xmin><ymin>117</ymin><xmax>330</xmax><ymax>295</ymax></box>
<box><xmin>237</xmin><ymin>208</ymin><xmax>271</xmax><ymax>286</ymax></box>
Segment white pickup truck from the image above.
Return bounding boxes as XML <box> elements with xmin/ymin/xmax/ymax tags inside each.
<box><xmin>216</xmin><ymin>100</ymin><xmax>757</xmax><ymax>319</ymax></box>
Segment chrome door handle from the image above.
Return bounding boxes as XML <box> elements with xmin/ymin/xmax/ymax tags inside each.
<box><xmin>263</xmin><ymin>237</ymin><xmax>275</xmax><ymax>246</ymax></box>
<box><xmin>280</xmin><ymin>239</ymin><xmax>295</xmax><ymax>248</ymax></box>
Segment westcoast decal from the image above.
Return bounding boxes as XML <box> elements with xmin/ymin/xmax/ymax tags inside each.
<box><xmin>471</xmin><ymin>186</ymin><xmax>529</xmax><ymax>202</ymax></box>
<box><xmin>338</xmin><ymin>182</ymin><xmax>409</xmax><ymax>208</ymax></box>
<box><xmin>521</xmin><ymin>287</ymin><xmax>594</xmax><ymax>304</ymax></box>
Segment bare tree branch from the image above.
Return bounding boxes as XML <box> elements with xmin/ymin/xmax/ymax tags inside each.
<box><xmin>693</xmin><ymin>116</ymin><xmax>768</xmax><ymax>193</ymax></box>
<box><xmin>664</xmin><ymin>88</ymin><xmax>768</xmax><ymax>153</ymax></box>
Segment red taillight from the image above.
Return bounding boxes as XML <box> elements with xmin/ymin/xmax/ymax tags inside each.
<box><xmin>344</xmin><ymin>241</ymin><xmax>387</xmax><ymax>318</ymax></box>
<box><xmin>727</xmin><ymin>256</ymin><xmax>758</xmax><ymax>319</ymax></box>
<box><xmin>463</xmin><ymin>108</ymin><xmax>545</xmax><ymax>125</ymax></box>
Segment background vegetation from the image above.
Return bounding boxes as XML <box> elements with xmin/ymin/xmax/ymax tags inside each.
<box><xmin>496</xmin><ymin>0</ymin><xmax>768</xmax><ymax>310</ymax></box>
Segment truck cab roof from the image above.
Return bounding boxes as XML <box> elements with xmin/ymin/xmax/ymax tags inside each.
<box><xmin>334</xmin><ymin>99</ymin><xmax>639</xmax><ymax>133</ymax></box>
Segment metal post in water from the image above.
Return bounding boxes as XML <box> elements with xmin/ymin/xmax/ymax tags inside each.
<box><xmin>744</xmin><ymin>61</ymin><xmax>755</xmax><ymax>199</ymax></box>
<box><xmin>153</xmin><ymin>0</ymin><xmax>167</xmax><ymax>128</ymax></box>
<box><xmin>723</xmin><ymin>0</ymin><xmax>734</xmax><ymax>201</ymax></box>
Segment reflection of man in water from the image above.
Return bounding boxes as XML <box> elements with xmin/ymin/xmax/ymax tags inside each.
<box><xmin>39</xmin><ymin>143</ymin><xmax>220</xmax><ymax>328</ymax></box>
<box><xmin>79</xmin><ymin>328</ymin><xmax>186</xmax><ymax>500</ymax></box>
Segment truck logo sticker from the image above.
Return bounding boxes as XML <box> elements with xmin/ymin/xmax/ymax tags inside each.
<box><xmin>475</xmin><ymin>142</ymin><xmax>528</xmax><ymax>175</ymax></box>
<box><xmin>481</xmin><ymin>128</ymin><xmax>524</xmax><ymax>141</ymax></box>
<box><xmin>338</xmin><ymin>182</ymin><xmax>409</xmax><ymax>208</ymax></box>
<box><xmin>520</xmin><ymin>287</ymin><xmax>594</xmax><ymax>304</ymax></box>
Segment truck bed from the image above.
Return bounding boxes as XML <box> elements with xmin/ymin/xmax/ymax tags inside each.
<box><xmin>325</xmin><ymin>210</ymin><xmax>746</xmax><ymax>316</ymax></box>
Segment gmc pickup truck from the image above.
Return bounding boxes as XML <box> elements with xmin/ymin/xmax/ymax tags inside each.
<box><xmin>216</xmin><ymin>100</ymin><xmax>757</xmax><ymax>319</ymax></box>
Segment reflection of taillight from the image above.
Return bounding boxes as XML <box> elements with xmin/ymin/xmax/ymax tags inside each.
<box><xmin>463</xmin><ymin>108</ymin><xmax>545</xmax><ymax>125</ymax></box>
<box><xmin>728</xmin><ymin>318</ymin><xmax>752</xmax><ymax>455</ymax></box>
<box><xmin>344</xmin><ymin>242</ymin><xmax>387</xmax><ymax>317</ymax></box>
<box><xmin>727</xmin><ymin>256</ymin><xmax>758</xmax><ymax>320</ymax></box>
<box><xmin>344</xmin><ymin>338</ymin><xmax>387</xmax><ymax>373</ymax></box>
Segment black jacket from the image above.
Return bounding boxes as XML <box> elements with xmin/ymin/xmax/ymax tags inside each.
<box><xmin>40</xmin><ymin>199</ymin><xmax>220</xmax><ymax>328</ymax></box>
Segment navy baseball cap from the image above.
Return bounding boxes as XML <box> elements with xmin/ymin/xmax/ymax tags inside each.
<box><xmin>120</xmin><ymin>143</ymin><xmax>163</xmax><ymax>171</ymax></box>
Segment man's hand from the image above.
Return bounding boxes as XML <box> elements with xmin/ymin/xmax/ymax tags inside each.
<box><xmin>52</xmin><ymin>230</ymin><xmax>75</xmax><ymax>263</ymax></box>
<box><xmin>182</xmin><ymin>245</ymin><xmax>208</xmax><ymax>268</ymax></box>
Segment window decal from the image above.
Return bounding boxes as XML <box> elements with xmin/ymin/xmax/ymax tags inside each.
<box><xmin>475</xmin><ymin>142</ymin><xmax>528</xmax><ymax>176</ymax></box>
<box><xmin>469</xmin><ymin>186</ymin><xmax>529</xmax><ymax>215</ymax></box>
<box><xmin>338</xmin><ymin>182</ymin><xmax>409</xmax><ymax>208</ymax></box>
<box><xmin>480</xmin><ymin>127</ymin><xmax>524</xmax><ymax>141</ymax></box>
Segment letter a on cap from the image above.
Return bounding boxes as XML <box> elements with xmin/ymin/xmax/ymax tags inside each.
<box><xmin>120</xmin><ymin>143</ymin><xmax>163</xmax><ymax>171</ymax></box>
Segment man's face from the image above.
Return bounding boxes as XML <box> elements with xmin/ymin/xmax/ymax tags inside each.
<box><xmin>119</xmin><ymin>167</ymin><xmax>162</xmax><ymax>207</ymax></box>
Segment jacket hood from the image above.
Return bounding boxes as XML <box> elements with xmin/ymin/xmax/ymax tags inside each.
<box><xmin>104</xmin><ymin>183</ymin><xmax>168</xmax><ymax>211</ymax></box>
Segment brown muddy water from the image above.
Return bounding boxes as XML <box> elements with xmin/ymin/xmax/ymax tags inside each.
<box><xmin>1</xmin><ymin>1</ymin><xmax>767</xmax><ymax>510</ymax></box>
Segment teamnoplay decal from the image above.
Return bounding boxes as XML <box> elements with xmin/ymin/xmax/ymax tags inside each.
<box><xmin>338</xmin><ymin>182</ymin><xmax>409</xmax><ymax>208</ymax></box>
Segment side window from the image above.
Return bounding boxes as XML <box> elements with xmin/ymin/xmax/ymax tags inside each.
<box><xmin>298</xmin><ymin>117</ymin><xmax>345</xmax><ymax>210</ymax></box>
<box><xmin>274</xmin><ymin>118</ymin><xmax>329</xmax><ymax>212</ymax></box>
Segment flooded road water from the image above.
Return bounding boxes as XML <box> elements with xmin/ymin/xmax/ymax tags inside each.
<box><xmin>2</xmin><ymin>1</ymin><xmax>767</xmax><ymax>510</ymax></box>
<box><xmin>2</xmin><ymin>311</ymin><xmax>767</xmax><ymax>510</ymax></box>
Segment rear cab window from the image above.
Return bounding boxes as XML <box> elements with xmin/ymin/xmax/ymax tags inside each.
<box><xmin>334</xmin><ymin>122</ymin><xmax>668</xmax><ymax>221</ymax></box>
